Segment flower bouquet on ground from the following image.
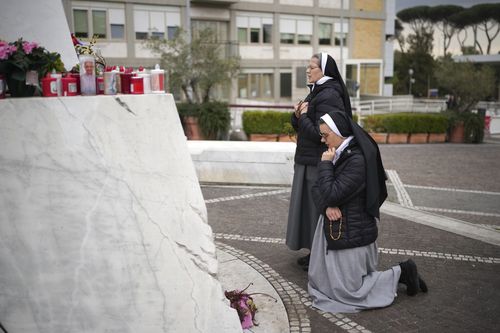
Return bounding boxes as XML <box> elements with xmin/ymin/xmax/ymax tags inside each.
<box><xmin>0</xmin><ymin>38</ymin><xmax>63</xmax><ymax>97</ymax></box>
<box><xmin>225</xmin><ymin>283</ymin><xmax>277</xmax><ymax>330</ymax></box>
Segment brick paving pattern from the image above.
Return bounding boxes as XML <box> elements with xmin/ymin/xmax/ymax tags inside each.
<box><xmin>204</xmin><ymin>144</ymin><xmax>500</xmax><ymax>333</ymax></box>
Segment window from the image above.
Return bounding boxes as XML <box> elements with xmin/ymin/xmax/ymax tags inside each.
<box><xmin>334</xmin><ymin>21</ymin><xmax>349</xmax><ymax>46</ymax></box>
<box><xmin>296</xmin><ymin>67</ymin><xmax>307</xmax><ymax>88</ymax></box>
<box><xmin>73</xmin><ymin>5</ymin><xmax>125</xmax><ymax>40</ymax></box>
<box><xmin>192</xmin><ymin>20</ymin><xmax>228</xmax><ymax>42</ymax></box>
<box><xmin>236</xmin><ymin>14</ymin><xmax>273</xmax><ymax>44</ymax></box>
<box><xmin>280</xmin><ymin>73</ymin><xmax>292</xmax><ymax>98</ymax></box>
<box><xmin>250</xmin><ymin>28</ymin><xmax>259</xmax><ymax>43</ymax></box>
<box><xmin>238</xmin><ymin>73</ymin><xmax>274</xmax><ymax>99</ymax></box>
<box><xmin>74</xmin><ymin>9</ymin><xmax>88</xmax><ymax>38</ymax></box>
<box><xmin>280</xmin><ymin>16</ymin><xmax>312</xmax><ymax>45</ymax></box>
<box><xmin>238</xmin><ymin>28</ymin><xmax>248</xmax><ymax>43</ymax></box>
<box><xmin>319</xmin><ymin>22</ymin><xmax>332</xmax><ymax>45</ymax></box>
<box><xmin>133</xmin><ymin>6</ymin><xmax>180</xmax><ymax>40</ymax></box>
<box><xmin>109</xmin><ymin>9</ymin><xmax>125</xmax><ymax>39</ymax></box>
<box><xmin>263</xmin><ymin>24</ymin><xmax>272</xmax><ymax>43</ymax></box>
<box><xmin>92</xmin><ymin>10</ymin><xmax>106</xmax><ymax>38</ymax></box>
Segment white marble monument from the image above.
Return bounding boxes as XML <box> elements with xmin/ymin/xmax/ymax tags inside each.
<box><xmin>0</xmin><ymin>95</ymin><xmax>242</xmax><ymax>332</ymax></box>
<box><xmin>0</xmin><ymin>0</ymin><xmax>79</xmax><ymax>69</ymax></box>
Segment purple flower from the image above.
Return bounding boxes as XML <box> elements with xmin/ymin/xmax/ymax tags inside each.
<box><xmin>22</xmin><ymin>41</ymin><xmax>38</xmax><ymax>54</ymax></box>
<box><xmin>0</xmin><ymin>42</ymin><xmax>15</xmax><ymax>60</ymax></box>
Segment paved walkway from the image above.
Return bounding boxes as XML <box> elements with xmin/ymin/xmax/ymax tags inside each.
<box><xmin>210</xmin><ymin>143</ymin><xmax>500</xmax><ymax>333</ymax></box>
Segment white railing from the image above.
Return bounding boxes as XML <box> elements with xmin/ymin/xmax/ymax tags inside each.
<box><xmin>354</xmin><ymin>97</ymin><xmax>447</xmax><ymax>115</ymax></box>
<box><xmin>229</xmin><ymin>97</ymin><xmax>448</xmax><ymax>130</ymax></box>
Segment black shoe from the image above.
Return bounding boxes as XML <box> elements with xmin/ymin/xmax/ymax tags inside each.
<box><xmin>419</xmin><ymin>276</ymin><xmax>428</xmax><ymax>293</ymax></box>
<box><xmin>297</xmin><ymin>254</ymin><xmax>310</xmax><ymax>266</ymax></box>
<box><xmin>399</xmin><ymin>259</ymin><xmax>420</xmax><ymax>296</ymax></box>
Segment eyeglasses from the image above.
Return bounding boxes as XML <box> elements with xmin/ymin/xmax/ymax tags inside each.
<box><xmin>307</xmin><ymin>66</ymin><xmax>320</xmax><ymax>71</ymax></box>
<box><xmin>319</xmin><ymin>131</ymin><xmax>330</xmax><ymax>138</ymax></box>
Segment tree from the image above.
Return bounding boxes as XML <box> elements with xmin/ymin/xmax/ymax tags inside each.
<box><xmin>449</xmin><ymin>9</ymin><xmax>473</xmax><ymax>51</ymax></box>
<box><xmin>435</xmin><ymin>58</ymin><xmax>495</xmax><ymax>112</ymax></box>
<box><xmin>428</xmin><ymin>5</ymin><xmax>463</xmax><ymax>56</ymax></box>
<box><xmin>470</xmin><ymin>4</ymin><xmax>500</xmax><ymax>55</ymax></box>
<box><xmin>393</xmin><ymin>50</ymin><xmax>435</xmax><ymax>97</ymax></box>
<box><xmin>145</xmin><ymin>28</ymin><xmax>240</xmax><ymax>103</ymax></box>
<box><xmin>397</xmin><ymin>6</ymin><xmax>434</xmax><ymax>54</ymax></box>
<box><xmin>395</xmin><ymin>7</ymin><xmax>436</xmax><ymax>97</ymax></box>
<box><xmin>394</xmin><ymin>19</ymin><xmax>406</xmax><ymax>53</ymax></box>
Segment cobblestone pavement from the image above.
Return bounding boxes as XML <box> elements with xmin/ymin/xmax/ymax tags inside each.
<box><xmin>203</xmin><ymin>143</ymin><xmax>500</xmax><ymax>333</ymax></box>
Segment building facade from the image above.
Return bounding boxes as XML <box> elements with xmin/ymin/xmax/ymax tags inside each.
<box><xmin>62</xmin><ymin>0</ymin><xmax>395</xmax><ymax>103</ymax></box>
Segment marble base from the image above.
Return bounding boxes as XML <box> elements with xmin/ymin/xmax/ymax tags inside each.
<box><xmin>0</xmin><ymin>95</ymin><xmax>242</xmax><ymax>332</ymax></box>
<box><xmin>188</xmin><ymin>141</ymin><xmax>296</xmax><ymax>185</ymax></box>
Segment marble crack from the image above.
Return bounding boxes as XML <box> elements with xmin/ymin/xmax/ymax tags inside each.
<box><xmin>114</xmin><ymin>97</ymin><xmax>137</xmax><ymax>116</ymax></box>
<box><xmin>175</xmin><ymin>241</ymin><xmax>216</xmax><ymax>278</ymax></box>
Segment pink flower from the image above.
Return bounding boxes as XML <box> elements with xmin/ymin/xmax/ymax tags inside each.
<box><xmin>0</xmin><ymin>42</ymin><xmax>15</xmax><ymax>60</ymax></box>
<box><xmin>22</xmin><ymin>41</ymin><xmax>38</xmax><ymax>54</ymax></box>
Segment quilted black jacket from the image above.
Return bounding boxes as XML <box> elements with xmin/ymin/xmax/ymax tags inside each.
<box><xmin>311</xmin><ymin>140</ymin><xmax>378</xmax><ymax>250</ymax></box>
<box><xmin>291</xmin><ymin>79</ymin><xmax>346</xmax><ymax>166</ymax></box>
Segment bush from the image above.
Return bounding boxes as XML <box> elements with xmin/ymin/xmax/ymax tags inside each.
<box><xmin>242</xmin><ymin>110</ymin><xmax>293</xmax><ymax>135</ymax></box>
<box><xmin>243</xmin><ymin>111</ymin><xmax>358</xmax><ymax>136</ymax></box>
<box><xmin>425</xmin><ymin>114</ymin><xmax>449</xmax><ymax>133</ymax></box>
<box><xmin>443</xmin><ymin>110</ymin><xmax>484</xmax><ymax>143</ymax></box>
<box><xmin>176</xmin><ymin>102</ymin><xmax>230</xmax><ymax>139</ymax></box>
<box><xmin>176</xmin><ymin>103</ymin><xmax>199</xmax><ymax>118</ymax></box>
<box><xmin>363</xmin><ymin>113</ymin><xmax>449</xmax><ymax>134</ymax></box>
<box><xmin>198</xmin><ymin>102</ymin><xmax>231</xmax><ymax>139</ymax></box>
<box><xmin>363</xmin><ymin>114</ymin><xmax>387</xmax><ymax>132</ymax></box>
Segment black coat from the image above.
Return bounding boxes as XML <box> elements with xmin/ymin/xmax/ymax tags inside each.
<box><xmin>311</xmin><ymin>140</ymin><xmax>378</xmax><ymax>250</ymax></box>
<box><xmin>291</xmin><ymin>79</ymin><xmax>347</xmax><ymax>166</ymax></box>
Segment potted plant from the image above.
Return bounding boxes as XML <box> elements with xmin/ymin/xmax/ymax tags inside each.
<box><xmin>408</xmin><ymin>113</ymin><xmax>429</xmax><ymax>144</ymax></box>
<box><xmin>427</xmin><ymin>114</ymin><xmax>448</xmax><ymax>143</ymax></box>
<box><xmin>363</xmin><ymin>114</ymin><xmax>388</xmax><ymax>144</ymax></box>
<box><xmin>198</xmin><ymin>102</ymin><xmax>231</xmax><ymax>140</ymax></box>
<box><xmin>242</xmin><ymin>110</ymin><xmax>294</xmax><ymax>142</ymax></box>
<box><xmin>176</xmin><ymin>102</ymin><xmax>231</xmax><ymax>140</ymax></box>
<box><xmin>384</xmin><ymin>114</ymin><xmax>410</xmax><ymax>144</ymax></box>
<box><xmin>435</xmin><ymin>57</ymin><xmax>495</xmax><ymax>143</ymax></box>
<box><xmin>0</xmin><ymin>38</ymin><xmax>63</xmax><ymax>97</ymax></box>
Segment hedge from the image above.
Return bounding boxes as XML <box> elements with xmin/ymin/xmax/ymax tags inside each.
<box><xmin>243</xmin><ymin>110</ymin><xmax>359</xmax><ymax>135</ymax></box>
<box><xmin>363</xmin><ymin>113</ymin><xmax>449</xmax><ymax>134</ymax></box>
<box><xmin>243</xmin><ymin>110</ymin><xmax>293</xmax><ymax>135</ymax></box>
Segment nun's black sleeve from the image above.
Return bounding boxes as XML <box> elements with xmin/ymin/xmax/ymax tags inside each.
<box><xmin>312</xmin><ymin>155</ymin><xmax>366</xmax><ymax>212</ymax></box>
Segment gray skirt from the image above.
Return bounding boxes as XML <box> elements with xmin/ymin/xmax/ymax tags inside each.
<box><xmin>308</xmin><ymin>215</ymin><xmax>401</xmax><ymax>313</ymax></box>
<box><xmin>286</xmin><ymin>164</ymin><xmax>320</xmax><ymax>251</ymax></box>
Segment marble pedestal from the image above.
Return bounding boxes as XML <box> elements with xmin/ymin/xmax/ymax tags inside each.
<box><xmin>0</xmin><ymin>95</ymin><xmax>242</xmax><ymax>333</ymax></box>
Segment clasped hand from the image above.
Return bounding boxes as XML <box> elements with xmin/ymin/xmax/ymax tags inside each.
<box><xmin>294</xmin><ymin>101</ymin><xmax>308</xmax><ymax>118</ymax></box>
<box><xmin>326</xmin><ymin>207</ymin><xmax>342</xmax><ymax>221</ymax></box>
<box><xmin>321</xmin><ymin>147</ymin><xmax>336</xmax><ymax>161</ymax></box>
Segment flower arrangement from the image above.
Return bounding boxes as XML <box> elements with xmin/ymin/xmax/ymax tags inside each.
<box><xmin>0</xmin><ymin>38</ymin><xmax>64</xmax><ymax>96</ymax></box>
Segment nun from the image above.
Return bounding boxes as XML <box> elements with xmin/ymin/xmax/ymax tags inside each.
<box><xmin>308</xmin><ymin>111</ymin><xmax>428</xmax><ymax>313</ymax></box>
<box><xmin>286</xmin><ymin>53</ymin><xmax>352</xmax><ymax>270</ymax></box>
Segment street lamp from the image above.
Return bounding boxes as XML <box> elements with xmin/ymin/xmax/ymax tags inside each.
<box><xmin>408</xmin><ymin>68</ymin><xmax>415</xmax><ymax>95</ymax></box>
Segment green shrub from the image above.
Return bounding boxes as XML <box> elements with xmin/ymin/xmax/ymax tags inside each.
<box><xmin>363</xmin><ymin>113</ymin><xmax>449</xmax><ymax>134</ymax></box>
<box><xmin>176</xmin><ymin>103</ymin><xmax>199</xmax><ymax>118</ymax></box>
<box><xmin>444</xmin><ymin>110</ymin><xmax>484</xmax><ymax>143</ymax></box>
<box><xmin>198</xmin><ymin>102</ymin><xmax>231</xmax><ymax>139</ymax></box>
<box><xmin>242</xmin><ymin>110</ymin><xmax>293</xmax><ymax>135</ymax></box>
<box><xmin>176</xmin><ymin>102</ymin><xmax>230</xmax><ymax>139</ymax></box>
<box><xmin>363</xmin><ymin>114</ymin><xmax>387</xmax><ymax>132</ymax></box>
<box><xmin>426</xmin><ymin>114</ymin><xmax>449</xmax><ymax>133</ymax></box>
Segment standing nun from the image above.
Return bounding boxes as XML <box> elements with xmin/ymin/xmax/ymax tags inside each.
<box><xmin>287</xmin><ymin>53</ymin><xmax>352</xmax><ymax>270</ymax></box>
<box><xmin>309</xmin><ymin>111</ymin><xmax>428</xmax><ymax>313</ymax></box>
